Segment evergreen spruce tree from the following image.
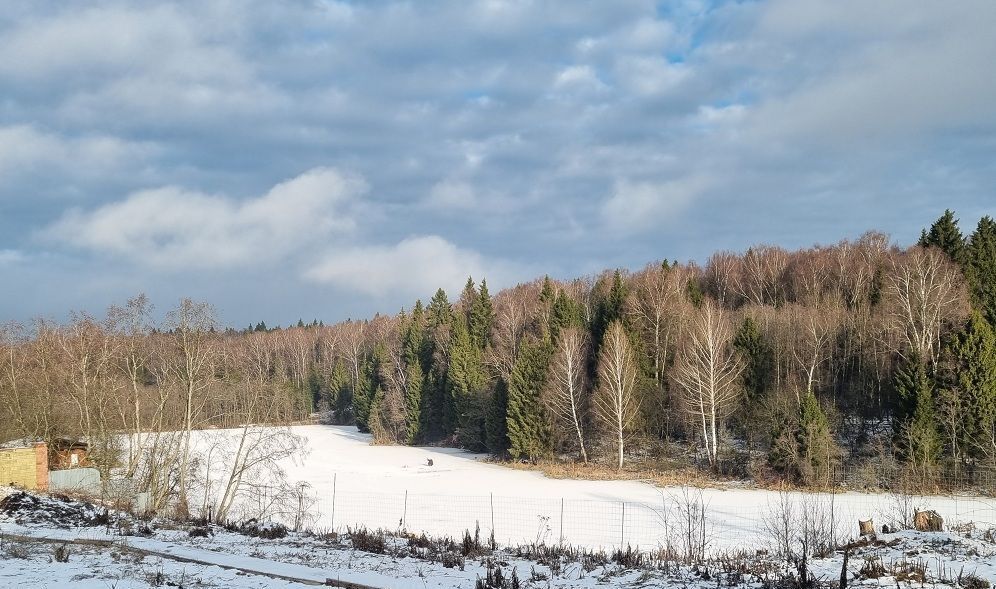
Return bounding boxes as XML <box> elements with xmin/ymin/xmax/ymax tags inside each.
<box><xmin>893</xmin><ymin>354</ymin><xmax>931</xmax><ymax>433</ymax></box>
<box><xmin>422</xmin><ymin>288</ymin><xmax>454</xmax><ymax>440</ymax></box>
<box><xmin>900</xmin><ymin>364</ymin><xmax>942</xmax><ymax>479</ymax></box>
<box><xmin>966</xmin><ymin>216</ymin><xmax>996</xmax><ymax>326</ymax></box>
<box><xmin>447</xmin><ymin>315</ymin><xmax>488</xmax><ymax>450</ymax></box>
<box><xmin>353</xmin><ymin>345</ymin><xmax>388</xmax><ymax>432</ymax></box>
<box><xmin>919</xmin><ymin>209</ymin><xmax>966</xmax><ymax>265</ymax></box>
<box><xmin>401</xmin><ymin>301</ymin><xmax>427</xmax><ymax>443</ymax></box>
<box><xmin>795</xmin><ymin>390</ymin><xmax>837</xmax><ymax>486</ymax></box>
<box><xmin>328</xmin><ymin>359</ymin><xmax>353</xmax><ymax>424</ymax></box>
<box><xmin>470</xmin><ymin>279</ymin><xmax>495</xmax><ymax>351</ymax></box>
<box><xmin>732</xmin><ymin>317</ymin><xmax>773</xmax><ymax>451</ymax></box>
<box><xmin>506</xmin><ymin>338</ymin><xmax>553</xmax><ymax>461</ymax></box>
<box><xmin>485</xmin><ymin>377</ymin><xmax>511</xmax><ymax>455</ymax></box>
<box><xmin>941</xmin><ymin>312</ymin><xmax>996</xmax><ymax>464</ymax></box>
<box><xmin>549</xmin><ymin>290</ymin><xmax>584</xmax><ymax>341</ymax></box>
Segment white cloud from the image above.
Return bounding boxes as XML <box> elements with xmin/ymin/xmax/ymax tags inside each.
<box><xmin>602</xmin><ymin>176</ymin><xmax>709</xmax><ymax>233</ymax></box>
<box><xmin>45</xmin><ymin>168</ymin><xmax>366</xmax><ymax>268</ymax></box>
<box><xmin>0</xmin><ymin>125</ymin><xmax>156</xmax><ymax>182</ymax></box>
<box><xmin>304</xmin><ymin>235</ymin><xmax>521</xmax><ymax>298</ymax></box>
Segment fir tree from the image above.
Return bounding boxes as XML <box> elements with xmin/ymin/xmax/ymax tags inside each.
<box><xmin>795</xmin><ymin>390</ymin><xmax>837</xmax><ymax>486</ymax></box>
<box><xmin>506</xmin><ymin>338</ymin><xmax>553</xmax><ymax>461</ymax></box>
<box><xmin>966</xmin><ymin>216</ymin><xmax>996</xmax><ymax>325</ymax></box>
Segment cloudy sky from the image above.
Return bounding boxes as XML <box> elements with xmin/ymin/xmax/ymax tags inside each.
<box><xmin>1</xmin><ymin>1</ymin><xmax>994</xmax><ymax>326</ymax></box>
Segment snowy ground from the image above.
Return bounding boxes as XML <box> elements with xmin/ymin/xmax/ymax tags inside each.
<box><xmin>188</xmin><ymin>425</ymin><xmax>996</xmax><ymax>552</ymax></box>
<box><xmin>2</xmin><ymin>489</ymin><xmax>996</xmax><ymax>589</ymax></box>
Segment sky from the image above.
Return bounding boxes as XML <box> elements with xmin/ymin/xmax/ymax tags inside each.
<box><xmin>1</xmin><ymin>0</ymin><xmax>994</xmax><ymax>327</ymax></box>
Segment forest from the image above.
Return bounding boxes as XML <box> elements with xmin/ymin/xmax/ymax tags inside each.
<box><xmin>2</xmin><ymin>210</ymin><xmax>995</xmax><ymax>492</ymax></box>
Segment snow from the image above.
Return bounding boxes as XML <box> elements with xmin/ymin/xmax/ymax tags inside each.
<box><xmin>2</xmin><ymin>488</ymin><xmax>996</xmax><ymax>589</ymax></box>
<box><xmin>187</xmin><ymin>425</ymin><xmax>996</xmax><ymax>552</ymax></box>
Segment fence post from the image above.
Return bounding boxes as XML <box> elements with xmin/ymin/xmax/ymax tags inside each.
<box><xmin>403</xmin><ymin>490</ymin><xmax>408</xmax><ymax>529</ymax></box>
<box><xmin>559</xmin><ymin>498</ymin><xmax>564</xmax><ymax>545</ymax></box>
<box><xmin>621</xmin><ymin>501</ymin><xmax>626</xmax><ymax>547</ymax></box>
<box><xmin>331</xmin><ymin>473</ymin><xmax>337</xmax><ymax>532</ymax></box>
<box><xmin>490</xmin><ymin>493</ymin><xmax>495</xmax><ymax>537</ymax></box>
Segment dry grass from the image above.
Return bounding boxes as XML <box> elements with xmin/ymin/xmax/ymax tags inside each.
<box><xmin>493</xmin><ymin>459</ymin><xmax>734</xmax><ymax>489</ymax></box>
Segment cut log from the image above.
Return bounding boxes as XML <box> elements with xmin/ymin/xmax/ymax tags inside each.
<box><xmin>858</xmin><ymin>519</ymin><xmax>875</xmax><ymax>536</ymax></box>
<box><xmin>913</xmin><ymin>510</ymin><xmax>943</xmax><ymax>532</ymax></box>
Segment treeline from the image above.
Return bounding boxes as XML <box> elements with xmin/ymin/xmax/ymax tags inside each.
<box><xmin>2</xmin><ymin>211</ymin><xmax>995</xmax><ymax>489</ymax></box>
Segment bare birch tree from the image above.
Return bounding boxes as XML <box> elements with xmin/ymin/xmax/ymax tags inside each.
<box><xmin>885</xmin><ymin>247</ymin><xmax>967</xmax><ymax>363</ymax></box>
<box><xmin>107</xmin><ymin>294</ymin><xmax>154</xmax><ymax>476</ymax></box>
<box><xmin>544</xmin><ymin>327</ymin><xmax>589</xmax><ymax>462</ymax></box>
<box><xmin>161</xmin><ymin>298</ymin><xmax>218</xmax><ymax>515</ymax></box>
<box><xmin>593</xmin><ymin>321</ymin><xmax>639</xmax><ymax>469</ymax></box>
<box><xmin>673</xmin><ymin>302</ymin><xmax>744</xmax><ymax>467</ymax></box>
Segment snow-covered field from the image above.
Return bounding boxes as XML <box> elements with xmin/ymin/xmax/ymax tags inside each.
<box><xmin>3</xmin><ymin>489</ymin><xmax>996</xmax><ymax>589</ymax></box>
<box><xmin>191</xmin><ymin>425</ymin><xmax>996</xmax><ymax>553</ymax></box>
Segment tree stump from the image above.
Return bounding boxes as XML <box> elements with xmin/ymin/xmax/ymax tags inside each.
<box><xmin>858</xmin><ymin>519</ymin><xmax>875</xmax><ymax>536</ymax></box>
<box><xmin>913</xmin><ymin>510</ymin><xmax>943</xmax><ymax>532</ymax></box>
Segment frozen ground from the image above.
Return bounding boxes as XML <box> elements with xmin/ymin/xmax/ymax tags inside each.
<box><xmin>188</xmin><ymin>425</ymin><xmax>996</xmax><ymax>552</ymax></box>
<box><xmin>2</xmin><ymin>489</ymin><xmax>995</xmax><ymax>589</ymax></box>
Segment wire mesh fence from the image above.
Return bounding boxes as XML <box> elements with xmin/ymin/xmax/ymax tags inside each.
<box><xmin>297</xmin><ymin>482</ymin><xmax>996</xmax><ymax>555</ymax></box>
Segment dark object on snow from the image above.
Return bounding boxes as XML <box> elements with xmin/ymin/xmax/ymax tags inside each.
<box><xmin>858</xmin><ymin>519</ymin><xmax>875</xmax><ymax>536</ymax></box>
<box><xmin>881</xmin><ymin>523</ymin><xmax>892</xmax><ymax>534</ymax></box>
<box><xmin>228</xmin><ymin>518</ymin><xmax>289</xmax><ymax>539</ymax></box>
<box><xmin>426</xmin><ymin>458</ymin><xmax>434</xmax><ymax>467</ymax></box>
<box><xmin>188</xmin><ymin>525</ymin><xmax>212</xmax><ymax>538</ymax></box>
<box><xmin>913</xmin><ymin>510</ymin><xmax>943</xmax><ymax>532</ymax></box>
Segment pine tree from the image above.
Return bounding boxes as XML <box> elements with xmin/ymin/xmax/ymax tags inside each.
<box><xmin>940</xmin><ymin>312</ymin><xmax>996</xmax><ymax>464</ymax></box>
<box><xmin>506</xmin><ymin>338</ymin><xmax>553</xmax><ymax>461</ymax></box>
<box><xmin>966</xmin><ymin>216</ymin><xmax>996</xmax><ymax>326</ymax></box>
<box><xmin>920</xmin><ymin>209</ymin><xmax>966</xmax><ymax>265</ymax></box>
